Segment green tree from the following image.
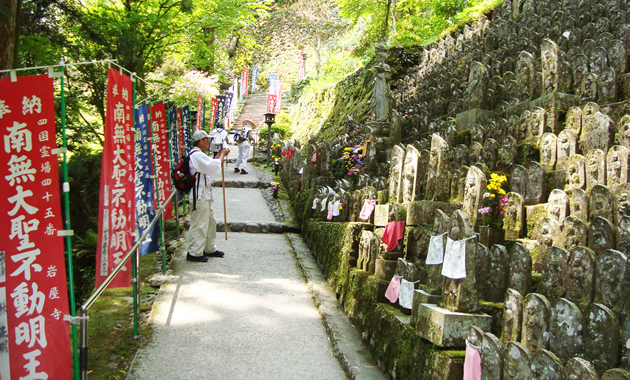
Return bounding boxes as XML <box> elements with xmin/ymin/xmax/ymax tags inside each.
<box><xmin>0</xmin><ymin>0</ymin><xmax>20</xmax><ymax>73</ymax></box>
<box><xmin>185</xmin><ymin>0</ymin><xmax>269</xmax><ymax>74</ymax></box>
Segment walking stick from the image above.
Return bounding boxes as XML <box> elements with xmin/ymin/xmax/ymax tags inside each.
<box><xmin>221</xmin><ymin>154</ymin><xmax>228</xmax><ymax>240</ymax></box>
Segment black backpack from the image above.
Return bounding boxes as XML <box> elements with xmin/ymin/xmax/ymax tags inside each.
<box><xmin>171</xmin><ymin>154</ymin><xmax>201</xmax><ymax>210</ymax></box>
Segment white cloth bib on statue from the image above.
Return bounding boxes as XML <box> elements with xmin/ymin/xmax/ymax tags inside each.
<box><xmin>440</xmin><ymin>236</ymin><xmax>475</xmax><ymax>279</ymax></box>
<box><xmin>399</xmin><ymin>279</ymin><xmax>418</xmax><ymax>309</ymax></box>
<box><xmin>426</xmin><ymin>232</ymin><xmax>447</xmax><ymax>265</ymax></box>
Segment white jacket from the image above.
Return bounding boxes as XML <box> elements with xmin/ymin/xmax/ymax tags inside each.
<box><xmin>188</xmin><ymin>147</ymin><xmax>222</xmax><ymax>200</ymax></box>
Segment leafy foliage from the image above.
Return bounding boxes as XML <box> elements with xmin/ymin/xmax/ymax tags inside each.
<box><xmin>334</xmin><ymin>0</ymin><xmax>503</xmax><ymax>50</ymax></box>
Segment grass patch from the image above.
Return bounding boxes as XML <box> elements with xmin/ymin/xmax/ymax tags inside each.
<box><xmin>79</xmin><ymin>250</ymin><xmax>170</xmax><ymax>379</ymax></box>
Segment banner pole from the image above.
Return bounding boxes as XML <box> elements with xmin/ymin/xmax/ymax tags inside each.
<box><xmin>59</xmin><ymin>66</ymin><xmax>81</xmax><ymax>380</ymax></box>
<box><xmin>221</xmin><ymin>157</ymin><xmax>228</xmax><ymax>240</ymax></box>
<box><xmin>131</xmin><ymin>75</ymin><xmax>140</xmax><ymax>339</ymax></box>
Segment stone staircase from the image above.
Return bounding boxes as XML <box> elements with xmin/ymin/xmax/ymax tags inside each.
<box><xmin>231</xmin><ymin>92</ymin><xmax>269</xmax><ymax>131</ymax></box>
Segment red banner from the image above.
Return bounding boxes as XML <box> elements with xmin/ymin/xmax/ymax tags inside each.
<box><xmin>242</xmin><ymin>68</ymin><xmax>249</xmax><ymax>98</ymax></box>
<box><xmin>150</xmin><ymin>103</ymin><xmax>173</xmax><ymax>220</ymax></box>
<box><xmin>266</xmin><ymin>94</ymin><xmax>277</xmax><ymax>113</ymax></box>
<box><xmin>0</xmin><ymin>74</ymin><xmax>72</xmax><ymax>379</ymax></box>
<box><xmin>95</xmin><ymin>68</ymin><xmax>135</xmax><ymax>289</ymax></box>
<box><xmin>210</xmin><ymin>98</ymin><xmax>218</xmax><ymax>127</ymax></box>
<box><xmin>274</xmin><ymin>80</ymin><xmax>283</xmax><ymax>114</ymax></box>
<box><xmin>176</xmin><ymin>107</ymin><xmax>184</xmax><ymax>157</ymax></box>
<box><xmin>195</xmin><ymin>95</ymin><xmax>203</xmax><ymax>131</ymax></box>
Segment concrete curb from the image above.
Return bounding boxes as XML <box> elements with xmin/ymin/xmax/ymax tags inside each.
<box><xmin>285</xmin><ymin>234</ymin><xmax>387</xmax><ymax>380</ymax></box>
<box><xmin>216</xmin><ymin>221</ymin><xmax>300</xmax><ymax>234</ymax></box>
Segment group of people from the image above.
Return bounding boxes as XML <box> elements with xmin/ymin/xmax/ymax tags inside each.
<box><xmin>185</xmin><ymin>121</ymin><xmax>254</xmax><ymax>262</ymax></box>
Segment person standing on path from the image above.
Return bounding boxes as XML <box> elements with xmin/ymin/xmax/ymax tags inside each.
<box><xmin>186</xmin><ymin>130</ymin><xmax>230</xmax><ymax>262</ymax></box>
<box><xmin>233</xmin><ymin>122</ymin><xmax>252</xmax><ymax>174</ymax></box>
<box><xmin>210</xmin><ymin>121</ymin><xmax>229</xmax><ymax>159</ymax></box>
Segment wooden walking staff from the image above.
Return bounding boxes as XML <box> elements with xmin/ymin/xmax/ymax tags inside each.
<box><xmin>221</xmin><ymin>153</ymin><xmax>228</xmax><ymax>240</ymax></box>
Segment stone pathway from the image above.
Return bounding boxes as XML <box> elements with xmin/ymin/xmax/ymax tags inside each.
<box><xmin>127</xmin><ymin>146</ymin><xmax>386</xmax><ymax>379</ymax></box>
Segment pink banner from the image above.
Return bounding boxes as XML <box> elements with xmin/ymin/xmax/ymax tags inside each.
<box><xmin>274</xmin><ymin>80</ymin><xmax>283</xmax><ymax>114</ymax></box>
<box><xmin>151</xmin><ymin>102</ymin><xmax>173</xmax><ymax>220</ymax></box>
<box><xmin>242</xmin><ymin>68</ymin><xmax>249</xmax><ymax>98</ymax></box>
<box><xmin>0</xmin><ymin>74</ymin><xmax>72</xmax><ymax>379</ymax></box>
<box><xmin>266</xmin><ymin>94</ymin><xmax>277</xmax><ymax>113</ymax></box>
<box><xmin>195</xmin><ymin>95</ymin><xmax>203</xmax><ymax>131</ymax></box>
<box><xmin>176</xmin><ymin>107</ymin><xmax>184</xmax><ymax>157</ymax></box>
<box><xmin>95</xmin><ymin>68</ymin><xmax>135</xmax><ymax>289</ymax></box>
<box><xmin>210</xmin><ymin>98</ymin><xmax>218</xmax><ymax>127</ymax></box>
<box><xmin>298</xmin><ymin>52</ymin><xmax>305</xmax><ymax>80</ymax></box>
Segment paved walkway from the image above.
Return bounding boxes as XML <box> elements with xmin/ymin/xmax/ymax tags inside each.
<box><xmin>127</xmin><ymin>147</ymin><xmax>386</xmax><ymax>379</ymax></box>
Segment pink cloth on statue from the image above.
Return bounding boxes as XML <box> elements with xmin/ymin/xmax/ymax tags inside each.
<box><xmin>327</xmin><ymin>202</ymin><xmax>335</xmax><ymax>220</ymax></box>
<box><xmin>385</xmin><ymin>275</ymin><xmax>403</xmax><ymax>303</ymax></box>
<box><xmin>381</xmin><ymin>221</ymin><xmax>406</xmax><ymax>251</ymax></box>
<box><xmin>463</xmin><ymin>342</ymin><xmax>482</xmax><ymax>380</ymax></box>
<box><xmin>359</xmin><ymin>199</ymin><xmax>377</xmax><ymax>221</ymax></box>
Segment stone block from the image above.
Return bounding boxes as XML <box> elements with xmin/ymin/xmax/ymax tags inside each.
<box><xmin>414</xmin><ymin>303</ymin><xmax>492</xmax><ymax>347</ymax></box>
<box><xmin>229</xmin><ymin>222</ymin><xmax>243</xmax><ymax>232</ymax></box>
<box><xmin>406</xmin><ymin>200</ymin><xmax>461</xmax><ymax>226</ymax></box>
<box><xmin>374</xmin><ymin>204</ymin><xmax>391</xmax><ymax>226</ymax></box>
<box><xmin>455</xmin><ymin>109</ymin><xmax>496</xmax><ymax>132</ymax></box>
<box><xmin>268</xmin><ymin>223</ymin><xmax>284</xmax><ymax>233</ymax></box>
<box><xmin>507</xmin><ymin>92</ymin><xmax>580</xmax><ymax>119</ymax></box>
<box><xmin>530</xmin><ymin>92</ymin><xmax>580</xmax><ymax>112</ymax></box>
<box><xmin>245</xmin><ymin>223</ymin><xmax>261</xmax><ymax>233</ymax></box>
<box><xmin>375</xmin><ymin>258</ymin><xmax>397</xmax><ymax>280</ymax></box>
<box><xmin>411</xmin><ymin>289</ymin><xmax>441</xmax><ymax>326</ymax></box>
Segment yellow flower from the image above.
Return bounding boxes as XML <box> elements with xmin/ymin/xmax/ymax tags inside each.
<box><xmin>489</xmin><ymin>194</ymin><xmax>495</xmax><ymax>198</ymax></box>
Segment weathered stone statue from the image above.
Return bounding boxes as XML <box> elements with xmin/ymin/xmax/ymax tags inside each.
<box><xmin>373</xmin><ymin>43</ymin><xmax>392</xmax><ymax>123</ymax></box>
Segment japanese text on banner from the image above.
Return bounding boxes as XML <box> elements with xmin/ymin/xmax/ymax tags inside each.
<box><xmin>151</xmin><ymin>103</ymin><xmax>173</xmax><ymax>220</ymax></box>
<box><xmin>0</xmin><ymin>73</ymin><xmax>72</xmax><ymax>379</ymax></box>
<box><xmin>95</xmin><ymin>68</ymin><xmax>135</xmax><ymax>289</ymax></box>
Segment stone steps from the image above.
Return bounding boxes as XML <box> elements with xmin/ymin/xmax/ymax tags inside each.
<box><xmin>231</xmin><ymin>93</ymin><xmax>269</xmax><ymax>130</ymax></box>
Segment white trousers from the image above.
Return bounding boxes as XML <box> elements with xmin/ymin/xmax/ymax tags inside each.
<box><xmin>235</xmin><ymin>142</ymin><xmax>250</xmax><ymax>171</ymax></box>
<box><xmin>186</xmin><ymin>199</ymin><xmax>217</xmax><ymax>256</ymax></box>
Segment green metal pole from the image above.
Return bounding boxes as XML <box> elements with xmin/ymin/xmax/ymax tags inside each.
<box><xmin>60</xmin><ymin>67</ymin><xmax>81</xmax><ymax>380</ymax></box>
<box><xmin>131</xmin><ymin>75</ymin><xmax>139</xmax><ymax>339</ymax></box>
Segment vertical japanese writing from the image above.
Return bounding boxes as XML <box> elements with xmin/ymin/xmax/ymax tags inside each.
<box><xmin>0</xmin><ymin>74</ymin><xmax>72</xmax><ymax>379</ymax></box>
<box><xmin>95</xmin><ymin>68</ymin><xmax>135</xmax><ymax>289</ymax></box>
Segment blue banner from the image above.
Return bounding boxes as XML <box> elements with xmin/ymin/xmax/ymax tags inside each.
<box><xmin>216</xmin><ymin>95</ymin><xmax>228</xmax><ymax>124</ymax></box>
<box><xmin>268</xmin><ymin>74</ymin><xmax>277</xmax><ymax>94</ymax></box>
<box><xmin>252</xmin><ymin>66</ymin><xmax>259</xmax><ymax>93</ymax></box>
<box><xmin>134</xmin><ymin>104</ymin><xmax>159</xmax><ymax>256</ymax></box>
<box><xmin>168</xmin><ymin>105</ymin><xmax>179</xmax><ymax>168</ymax></box>
<box><xmin>182</xmin><ymin>105</ymin><xmax>191</xmax><ymax>154</ymax></box>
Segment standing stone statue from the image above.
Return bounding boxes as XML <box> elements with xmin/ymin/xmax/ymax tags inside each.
<box><xmin>521</xmin><ymin>293</ymin><xmax>551</xmax><ymax>352</ymax></box>
<box><xmin>426</xmin><ymin>134</ymin><xmax>450</xmax><ymax>202</ymax></box>
<box><xmin>586</xmin><ymin>150</ymin><xmax>607</xmax><ymax>194</ymax></box>
<box><xmin>515</xmin><ymin>51</ymin><xmax>535</xmax><ymax>100</ymax></box>
<box><xmin>462</xmin><ymin>166</ymin><xmax>486</xmax><ymax>227</ymax></box>
<box><xmin>616</xmin><ymin>115</ymin><xmax>630</xmax><ymax>149</ymax></box>
<box><xmin>440</xmin><ymin>210</ymin><xmax>479</xmax><ymax>313</ymax></box>
<box><xmin>541</xmin><ymin>39</ymin><xmax>559</xmax><ymax>94</ymax></box>
<box><xmin>607</xmin><ymin>145</ymin><xmax>629</xmax><ymax>189</ymax></box>
<box><xmin>467</xmin><ymin>61</ymin><xmax>489</xmax><ymax>109</ymax></box>
<box><xmin>388</xmin><ymin>145</ymin><xmax>406</xmax><ymax>203</ymax></box>
<box><xmin>400</xmin><ymin>145</ymin><xmax>420</xmax><ymax>203</ymax></box>
<box><xmin>373</xmin><ymin>44</ymin><xmax>392</xmax><ymax>123</ymax></box>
